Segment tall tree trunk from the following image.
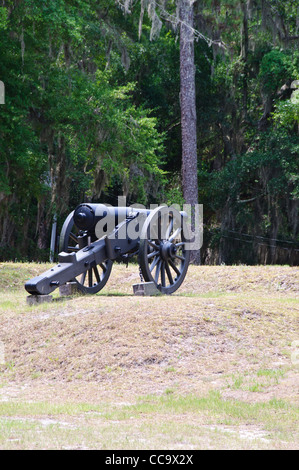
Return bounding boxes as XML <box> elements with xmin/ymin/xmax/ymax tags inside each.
<box><xmin>179</xmin><ymin>0</ymin><xmax>200</xmax><ymax>264</ymax></box>
<box><xmin>241</xmin><ymin>0</ymin><xmax>249</xmax><ymax>120</ymax></box>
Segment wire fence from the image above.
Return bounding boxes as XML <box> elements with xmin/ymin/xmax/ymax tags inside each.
<box><xmin>204</xmin><ymin>227</ymin><xmax>299</xmax><ymax>265</ymax></box>
<box><xmin>215</xmin><ymin>229</ymin><xmax>299</xmax><ymax>252</ymax></box>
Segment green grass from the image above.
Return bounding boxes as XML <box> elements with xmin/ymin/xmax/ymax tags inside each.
<box><xmin>0</xmin><ymin>391</ymin><xmax>298</xmax><ymax>449</ymax></box>
<box><xmin>227</xmin><ymin>368</ymin><xmax>288</xmax><ymax>393</ymax></box>
<box><xmin>256</xmin><ymin>368</ymin><xmax>285</xmax><ymax>379</ymax></box>
<box><xmin>178</xmin><ymin>291</ymin><xmax>227</xmax><ymax>298</ymax></box>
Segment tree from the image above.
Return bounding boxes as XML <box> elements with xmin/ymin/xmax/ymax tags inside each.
<box><xmin>179</xmin><ymin>0</ymin><xmax>200</xmax><ymax>264</ymax></box>
<box><xmin>0</xmin><ymin>0</ymin><xmax>165</xmax><ymax>260</ymax></box>
<box><xmin>1</xmin><ymin>0</ymin><xmax>298</xmax><ymax>264</ymax></box>
<box><xmin>119</xmin><ymin>0</ymin><xmax>202</xmax><ymax>262</ymax></box>
<box><xmin>195</xmin><ymin>0</ymin><xmax>299</xmax><ymax>264</ymax></box>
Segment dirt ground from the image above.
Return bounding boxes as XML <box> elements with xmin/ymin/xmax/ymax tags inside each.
<box><xmin>0</xmin><ymin>262</ymin><xmax>298</xmax><ymax>449</ymax></box>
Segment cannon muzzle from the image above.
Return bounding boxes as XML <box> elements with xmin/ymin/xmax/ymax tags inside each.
<box><xmin>74</xmin><ymin>205</ymin><xmax>96</xmax><ymax>230</ymax></box>
<box><xmin>73</xmin><ymin>203</ymin><xmax>149</xmax><ymax>232</ymax></box>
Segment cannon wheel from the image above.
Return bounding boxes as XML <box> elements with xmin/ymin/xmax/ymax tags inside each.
<box><xmin>138</xmin><ymin>206</ymin><xmax>190</xmax><ymax>294</ymax></box>
<box><xmin>59</xmin><ymin>211</ymin><xmax>113</xmax><ymax>294</ymax></box>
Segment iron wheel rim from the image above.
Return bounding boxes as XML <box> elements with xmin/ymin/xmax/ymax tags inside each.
<box><xmin>139</xmin><ymin>206</ymin><xmax>190</xmax><ymax>294</ymax></box>
<box><xmin>59</xmin><ymin>212</ymin><xmax>113</xmax><ymax>294</ymax></box>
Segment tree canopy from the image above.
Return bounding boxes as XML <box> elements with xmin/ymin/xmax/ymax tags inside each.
<box><xmin>0</xmin><ymin>0</ymin><xmax>298</xmax><ymax>264</ymax></box>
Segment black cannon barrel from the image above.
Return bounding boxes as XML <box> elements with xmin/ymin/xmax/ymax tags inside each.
<box><xmin>73</xmin><ymin>203</ymin><xmax>150</xmax><ymax>231</ymax></box>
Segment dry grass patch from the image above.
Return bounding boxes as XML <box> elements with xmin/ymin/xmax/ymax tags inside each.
<box><xmin>0</xmin><ymin>262</ymin><xmax>298</xmax><ymax>449</ymax></box>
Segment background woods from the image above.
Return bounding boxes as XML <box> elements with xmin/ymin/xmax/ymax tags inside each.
<box><xmin>0</xmin><ymin>0</ymin><xmax>298</xmax><ymax>264</ymax></box>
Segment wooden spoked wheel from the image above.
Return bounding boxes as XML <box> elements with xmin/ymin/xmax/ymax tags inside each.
<box><xmin>59</xmin><ymin>211</ymin><xmax>113</xmax><ymax>294</ymax></box>
<box><xmin>138</xmin><ymin>206</ymin><xmax>190</xmax><ymax>294</ymax></box>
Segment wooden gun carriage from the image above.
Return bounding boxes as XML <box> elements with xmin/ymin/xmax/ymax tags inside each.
<box><xmin>25</xmin><ymin>203</ymin><xmax>191</xmax><ymax>296</ymax></box>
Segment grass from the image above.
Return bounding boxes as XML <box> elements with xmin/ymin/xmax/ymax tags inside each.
<box><xmin>0</xmin><ymin>262</ymin><xmax>298</xmax><ymax>449</ymax></box>
<box><xmin>0</xmin><ymin>391</ymin><xmax>297</xmax><ymax>449</ymax></box>
<box><xmin>228</xmin><ymin>368</ymin><xmax>287</xmax><ymax>392</ymax></box>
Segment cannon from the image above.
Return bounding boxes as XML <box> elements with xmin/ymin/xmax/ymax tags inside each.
<box><xmin>25</xmin><ymin>203</ymin><xmax>191</xmax><ymax>296</ymax></box>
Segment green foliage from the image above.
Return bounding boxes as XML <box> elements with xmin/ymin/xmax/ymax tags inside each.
<box><xmin>0</xmin><ymin>5</ymin><xmax>8</xmax><ymax>29</ymax></box>
<box><xmin>273</xmin><ymin>88</ymin><xmax>299</xmax><ymax>130</ymax></box>
<box><xmin>0</xmin><ymin>0</ymin><xmax>298</xmax><ymax>262</ymax></box>
<box><xmin>259</xmin><ymin>50</ymin><xmax>294</xmax><ymax>93</ymax></box>
<box><xmin>0</xmin><ymin>0</ymin><xmax>166</xmax><ymax>259</ymax></box>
